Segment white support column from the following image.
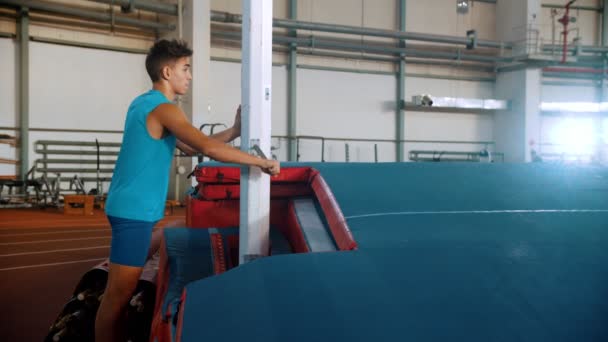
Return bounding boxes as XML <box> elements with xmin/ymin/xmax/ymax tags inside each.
<box><xmin>495</xmin><ymin>69</ymin><xmax>541</xmax><ymax>162</ymax></box>
<box><xmin>163</xmin><ymin>0</ymin><xmax>211</xmax><ymax>201</ymax></box>
<box><xmin>239</xmin><ymin>0</ymin><xmax>273</xmax><ymax>264</ymax></box>
<box><xmin>495</xmin><ymin>0</ymin><xmax>542</xmax><ymax>162</ymax></box>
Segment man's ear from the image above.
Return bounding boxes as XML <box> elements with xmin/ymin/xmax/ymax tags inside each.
<box><xmin>161</xmin><ymin>65</ymin><xmax>171</xmax><ymax>80</ymax></box>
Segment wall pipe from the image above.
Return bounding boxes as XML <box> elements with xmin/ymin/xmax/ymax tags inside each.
<box><xmin>0</xmin><ymin>126</ymin><xmax>124</xmax><ymax>134</ymax></box>
<box><xmin>295</xmin><ymin>49</ymin><xmax>399</xmax><ymax>63</ymax></box>
<box><xmin>0</xmin><ymin>0</ymin><xmax>175</xmax><ymax>31</ymax></box>
<box><xmin>88</xmin><ymin>0</ymin><xmax>177</xmax><ymax>16</ymax></box>
<box><xmin>542</xmin><ymin>3</ymin><xmax>602</xmax><ymax>12</ymax></box>
<box><xmin>19</xmin><ymin>6</ymin><xmax>29</xmax><ymax>183</ymax></box>
<box><xmin>569</xmin><ymin>56</ymin><xmax>608</xmax><ymax>66</ymax></box>
<box><xmin>543</xmin><ymin>72</ymin><xmax>604</xmax><ymax>80</ymax></box>
<box><xmin>287</xmin><ymin>0</ymin><xmax>297</xmax><ymax>161</ymax></box>
<box><xmin>214</xmin><ymin>33</ymin><xmax>500</xmax><ymax>71</ymax></box>
<box><xmin>31</xmin><ymin>36</ymin><xmax>148</xmax><ymax>54</ymax></box>
<box><xmin>542</xmin><ymin>80</ymin><xmax>601</xmax><ymax>87</ymax></box>
<box><xmin>177</xmin><ymin>0</ymin><xmax>182</xmax><ymax>39</ymax></box>
<box><xmin>211</xmin><ymin>30</ymin><xmax>508</xmax><ymax>64</ymax></box>
<box><xmin>403</xmin><ymin>59</ymin><xmax>496</xmax><ymax>72</ymax></box>
<box><xmin>291</xmin><ymin>64</ymin><xmax>494</xmax><ymax>82</ymax></box>
<box><xmin>212</xmin><ymin>56</ymin><xmax>495</xmax><ymax>82</ymax></box>
<box><xmin>542</xmin><ymin>44</ymin><xmax>608</xmax><ymax>54</ymax></box>
<box><xmin>600</xmin><ymin>57</ymin><xmax>607</xmax><ymax>161</ymax></box>
<box><xmin>558</xmin><ymin>0</ymin><xmax>577</xmax><ymax>63</ymax></box>
<box><xmin>210</xmin><ymin>10</ymin><xmax>511</xmax><ymax>49</ymax></box>
<box><xmin>396</xmin><ymin>0</ymin><xmax>406</xmax><ymax>162</ymax></box>
<box><xmin>5</xmin><ymin>3</ymin><xmax>606</xmax><ymax>84</ymax></box>
<box><xmin>604</xmin><ymin>0</ymin><xmax>608</xmax><ymax>46</ymax></box>
<box><xmin>543</xmin><ymin>67</ymin><xmax>607</xmax><ymax>74</ymax></box>
<box><xmin>404</xmin><ymin>72</ymin><xmax>494</xmax><ymax>82</ymax></box>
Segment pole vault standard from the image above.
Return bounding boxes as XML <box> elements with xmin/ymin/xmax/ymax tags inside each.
<box><xmin>239</xmin><ymin>0</ymin><xmax>273</xmax><ymax>264</ymax></box>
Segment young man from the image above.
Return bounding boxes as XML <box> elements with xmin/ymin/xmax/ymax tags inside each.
<box><xmin>95</xmin><ymin>39</ymin><xmax>280</xmax><ymax>342</ymax></box>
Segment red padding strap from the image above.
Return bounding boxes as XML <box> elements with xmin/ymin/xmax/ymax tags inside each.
<box><xmin>195</xmin><ymin>166</ymin><xmax>313</xmax><ymax>184</ymax></box>
<box><xmin>150</xmin><ymin>315</ymin><xmax>171</xmax><ymax>342</ymax></box>
<box><xmin>185</xmin><ymin>195</ymin><xmax>192</xmax><ymax>227</ymax></box>
<box><xmin>153</xmin><ymin>237</ymin><xmax>170</xmax><ymax>320</ymax></box>
<box><xmin>198</xmin><ymin>183</ymin><xmax>312</xmax><ymax>200</ymax></box>
<box><xmin>175</xmin><ymin>288</ymin><xmax>187</xmax><ymax>342</ymax></box>
<box><xmin>210</xmin><ymin>233</ymin><xmax>227</xmax><ymax>274</ymax></box>
<box><xmin>227</xmin><ymin>235</ymin><xmax>239</xmax><ymax>269</ymax></box>
<box><xmin>150</xmin><ymin>236</ymin><xmax>173</xmax><ymax>342</ymax></box>
<box><xmin>310</xmin><ymin>170</ymin><xmax>358</xmax><ymax>251</ymax></box>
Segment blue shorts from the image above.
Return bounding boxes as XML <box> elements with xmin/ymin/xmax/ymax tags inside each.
<box><xmin>108</xmin><ymin>215</ymin><xmax>157</xmax><ymax>267</ymax></box>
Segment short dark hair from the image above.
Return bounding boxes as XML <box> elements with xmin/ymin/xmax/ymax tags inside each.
<box><xmin>145</xmin><ymin>39</ymin><xmax>193</xmax><ymax>82</ymax></box>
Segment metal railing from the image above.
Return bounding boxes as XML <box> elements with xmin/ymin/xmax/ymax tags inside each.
<box><xmin>30</xmin><ymin>140</ymin><xmax>120</xmax><ymax>206</ymax></box>
<box><xmin>271</xmin><ymin>135</ymin><xmax>497</xmax><ymax>162</ymax></box>
<box><xmin>408</xmin><ymin>150</ymin><xmax>504</xmax><ymax>163</ymax></box>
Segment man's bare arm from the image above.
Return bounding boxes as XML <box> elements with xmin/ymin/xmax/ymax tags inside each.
<box><xmin>151</xmin><ymin>103</ymin><xmax>278</xmax><ymax>174</ymax></box>
<box><xmin>209</xmin><ymin>127</ymin><xmax>238</xmax><ymax>143</ymax></box>
<box><xmin>176</xmin><ymin>140</ymin><xmax>197</xmax><ymax>156</ymax></box>
<box><xmin>209</xmin><ymin>105</ymin><xmax>241</xmax><ymax>143</ymax></box>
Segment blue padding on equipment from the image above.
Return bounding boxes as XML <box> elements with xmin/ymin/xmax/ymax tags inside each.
<box><xmin>293</xmin><ymin>198</ymin><xmax>336</xmax><ymax>252</ymax></box>
<box><xmin>270</xmin><ymin>226</ymin><xmax>292</xmax><ymax>255</ymax></box>
<box><xmin>180</xmin><ymin>235</ymin><xmax>608</xmax><ymax>341</ymax></box>
<box><xmin>310</xmin><ymin>163</ymin><xmax>608</xmax><ymax>216</ymax></box>
<box><xmin>180</xmin><ymin>162</ymin><xmax>608</xmax><ymax>341</ymax></box>
<box><xmin>162</xmin><ymin>228</ymin><xmax>214</xmax><ymax>318</ymax></box>
<box><xmin>349</xmin><ymin>211</ymin><xmax>608</xmax><ymax>249</ymax></box>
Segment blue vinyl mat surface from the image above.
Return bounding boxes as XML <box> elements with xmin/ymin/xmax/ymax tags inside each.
<box><xmin>177</xmin><ymin>162</ymin><xmax>608</xmax><ymax>341</ymax></box>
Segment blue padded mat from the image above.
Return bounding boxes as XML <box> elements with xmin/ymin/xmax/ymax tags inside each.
<box><xmin>163</xmin><ymin>226</ymin><xmax>291</xmax><ymax>319</ymax></box>
<box><xmin>310</xmin><ymin>163</ymin><xmax>608</xmax><ymax>215</ymax></box>
<box><xmin>181</xmin><ymin>245</ymin><xmax>608</xmax><ymax>342</ymax></box>
<box><xmin>270</xmin><ymin>226</ymin><xmax>292</xmax><ymax>255</ymax></box>
<box><xmin>162</xmin><ymin>228</ymin><xmax>215</xmax><ymax>318</ymax></box>
<box><xmin>348</xmin><ymin>211</ymin><xmax>608</xmax><ymax>249</ymax></box>
<box><xmin>179</xmin><ymin>162</ymin><xmax>608</xmax><ymax>341</ymax></box>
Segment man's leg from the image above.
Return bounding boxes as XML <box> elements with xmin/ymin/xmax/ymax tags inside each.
<box><xmin>95</xmin><ymin>263</ymin><xmax>142</xmax><ymax>342</ymax></box>
<box><xmin>96</xmin><ymin>215</ymin><xmax>156</xmax><ymax>341</ymax></box>
<box><xmin>147</xmin><ymin>228</ymin><xmax>164</xmax><ymax>260</ymax></box>
<box><xmin>147</xmin><ymin>217</ymin><xmax>185</xmax><ymax>259</ymax></box>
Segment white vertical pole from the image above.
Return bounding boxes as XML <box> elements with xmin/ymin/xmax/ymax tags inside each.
<box><xmin>167</xmin><ymin>0</ymin><xmax>211</xmax><ymax>199</ymax></box>
<box><xmin>239</xmin><ymin>0</ymin><xmax>273</xmax><ymax>264</ymax></box>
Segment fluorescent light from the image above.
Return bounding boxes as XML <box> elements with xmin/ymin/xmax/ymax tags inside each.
<box><xmin>540</xmin><ymin>101</ymin><xmax>608</xmax><ymax>113</ymax></box>
<box><xmin>412</xmin><ymin>95</ymin><xmax>509</xmax><ymax>110</ymax></box>
<box><xmin>457</xmin><ymin>0</ymin><xmax>469</xmax><ymax>13</ymax></box>
<box><xmin>549</xmin><ymin>117</ymin><xmax>596</xmax><ymax>155</ymax></box>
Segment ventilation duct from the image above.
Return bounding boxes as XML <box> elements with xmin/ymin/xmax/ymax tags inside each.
<box><xmin>409</xmin><ymin>95</ymin><xmax>510</xmax><ymax>110</ymax></box>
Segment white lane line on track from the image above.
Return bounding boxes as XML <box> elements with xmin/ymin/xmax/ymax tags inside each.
<box><xmin>0</xmin><ymin>258</ymin><xmax>107</xmax><ymax>271</ymax></box>
<box><xmin>0</xmin><ymin>245</ymin><xmax>110</xmax><ymax>257</ymax></box>
<box><xmin>0</xmin><ymin>223</ymin><xmax>110</xmax><ymax>230</ymax></box>
<box><xmin>0</xmin><ymin>229</ymin><xmax>111</xmax><ymax>237</ymax></box>
<box><xmin>344</xmin><ymin>209</ymin><xmax>608</xmax><ymax>220</ymax></box>
<box><xmin>0</xmin><ymin>236</ymin><xmax>111</xmax><ymax>246</ymax></box>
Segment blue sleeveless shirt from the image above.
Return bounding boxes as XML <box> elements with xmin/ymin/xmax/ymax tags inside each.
<box><xmin>105</xmin><ymin>90</ymin><xmax>176</xmax><ymax>221</ymax></box>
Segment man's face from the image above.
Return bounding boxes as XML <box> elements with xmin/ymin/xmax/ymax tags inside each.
<box><xmin>168</xmin><ymin>57</ymin><xmax>192</xmax><ymax>95</ymax></box>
